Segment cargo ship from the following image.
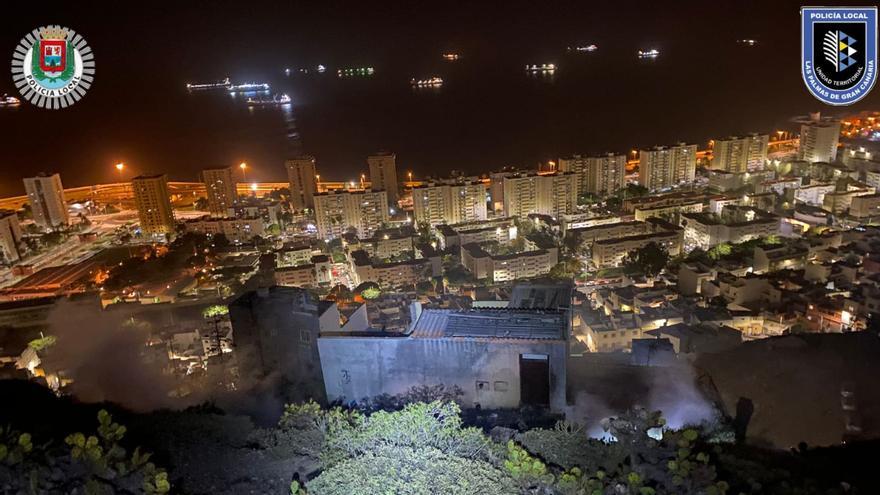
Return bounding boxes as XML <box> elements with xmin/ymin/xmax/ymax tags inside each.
<box><xmin>637</xmin><ymin>49</ymin><xmax>660</xmax><ymax>59</ymax></box>
<box><xmin>186</xmin><ymin>77</ymin><xmax>231</xmax><ymax>91</ymax></box>
<box><xmin>229</xmin><ymin>82</ymin><xmax>270</xmax><ymax>92</ymax></box>
<box><xmin>246</xmin><ymin>94</ymin><xmax>291</xmax><ymax>106</ymax></box>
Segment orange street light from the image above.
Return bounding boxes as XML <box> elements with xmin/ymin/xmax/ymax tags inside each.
<box><xmin>239</xmin><ymin>162</ymin><xmax>248</xmax><ymax>182</ymax></box>
<box><xmin>115</xmin><ymin>162</ymin><xmax>124</xmax><ymax>172</ymax></box>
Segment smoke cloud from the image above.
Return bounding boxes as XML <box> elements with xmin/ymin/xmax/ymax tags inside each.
<box><xmin>566</xmin><ymin>356</ymin><xmax>718</xmax><ymax>439</ymax></box>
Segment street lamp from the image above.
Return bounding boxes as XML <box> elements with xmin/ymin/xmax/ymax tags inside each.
<box><xmin>360</xmin><ymin>173</ymin><xmax>366</xmax><ymax>188</ymax></box>
<box><xmin>408</xmin><ymin>171</ymin><xmax>413</xmax><ymax>188</ymax></box>
<box><xmin>239</xmin><ymin>162</ymin><xmax>248</xmax><ymax>182</ymax></box>
<box><xmin>315</xmin><ymin>174</ymin><xmax>321</xmax><ymax>193</ymax></box>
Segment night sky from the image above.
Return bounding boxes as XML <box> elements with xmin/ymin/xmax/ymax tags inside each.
<box><xmin>1</xmin><ymin>0</ymin><xmax>879</xmax><ymax>197</ymax></box>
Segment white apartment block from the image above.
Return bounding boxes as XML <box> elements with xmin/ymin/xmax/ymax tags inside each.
<box><xmin>797</xmin><ymin>113</ymin><xmax>841</xmax><ymax>163</ymax></box>
<box><xmin>712</xmin><ymin>134</ymin><xmax>768</xmax><ymax>173</ymax></box>
<box><xmin>314</xmin><ymin>189</ymin><xmax>389</xmax><ymax>240</ymax></box>
<box><xmin>0</xmin><ymin>212</ymin><xmax>22</xmax><ymax>263</ymax></box>
<box><xmin>23</xmin><ymin>173</ymin><xmax>69</xmax><ymax>230</ymax></box>
<box><xmin>502</xmin><ymin>172</ymin><xmax>577</xmax><ymax>218</ymax></box>
<box><xmin>637</xmin><ymin>143</ymin><xmax>697</xmax><ymax>190</ymax></box>
<box><xmin>412</xmin><ymin>181</ymin><xmax>486</xmax><ymax>227</ymax></box>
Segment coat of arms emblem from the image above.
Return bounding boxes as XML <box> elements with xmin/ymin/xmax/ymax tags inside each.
<box><xmin>11</xmin><ymin>25</ymin><xmax>95</xmax><ymax>109</ymax></box>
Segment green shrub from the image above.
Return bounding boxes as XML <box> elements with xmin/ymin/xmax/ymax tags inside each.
<box><xmin>306</xmin><ymin>445</ymin><xmax>517</xmax><ymax>495</ymax></box>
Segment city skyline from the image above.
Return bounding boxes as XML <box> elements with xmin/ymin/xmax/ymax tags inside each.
<box><xmin>2</xmin><ymin>1</ymin><xmax>878</xmax><ymax>197</ymax></box>
<box><xmin>2</xmin><ymin>4</ymin><xmax>880</xmax><ymax>494</ymax></box>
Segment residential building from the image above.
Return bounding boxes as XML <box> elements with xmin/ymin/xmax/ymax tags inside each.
<box><xmin>229</xmin><ymin>197</ymin><xmax>282</xmax><ymax>225</ymax></box>
<box><xmin>502</xmin><ymin>172</ymin><xmax>577</xmax><ymax>218</ymax></box>
<box><xmin>638</xmin><ymin>143</ymin><xmax>697</xmax><ymax>190</ymax></box>
<box><xmin>275</xmin><ymin>255</ymin><xmax>332</xmax><ymax>288</ymax></box>
<box><xmin>560</xmin><ymin>213</ymin><xmax>621</xmax><ymax>234</ymax></box>
<box><xmin>412</xmin><ymin>181</ymin><xmax>487</xmax><ymax>227</ymax></box>
<box><xmin>797</xmin><ymin>112</ymin><xmax>841</xmax><ymax>163</ymax></box>
<box><xmin>286</xmin><ymin>155</ymin><xmax>318</xmax><ymax>210</ymax></box>
<box><xmin>183</xmin><ymin>216</ymin><xmax>265</xmax><ymax>243</ymax></box>
<box><xmin>349</xmin><ymin>249</ymin><xmax>439</xmax><ymax>288</ymax></box>
<box><xmin>712</xmin><ymin>134</ymin><xmax>769</xmax><ymax>172</ymax></box>
<box><xmin>313</xmin><ymin>189</ymin><xmax>389</xmax><ymax>239</ymax></box>
<box><xmin>568</xmin><ymin>221</ymin><xmax>652</xmax><ymax>251</ymax></box>
<box><xmin>359</xmin><ymin>227</ymin><xmax>416</xmax><ymax>260</ymax></box>
<box><xmin>23</xmin><ymin>173</ymin><xmax>68</xmax><ymax>230</ymax></box>
<box><xmin>0</xmin><ymin>212</ymin><xmax>22</xmax><ymax>264</ymax></box>
<box><xmin>633</xmin><ymin>201</ymin><xmax>703</xmax><ymax>222</ymax></box>
<box><xmin>437</xmin><ymin>218</ymin><xmax>518</xmax><ymax>250</ymax></box>
<box><xmin>591</xmin><ymin>229</ymin><xmax>683</xmax><ymax>269</ymax></box>
<box><xmin>822</xmin><ymin>186</ymin><xmax>875</xmax><ymax>215</ymax></box>
<box><xmin>794</xmin><ymin>182</ymin><xmax>836</xmax><ymax>206</ymax></box>
<box><xmin>200</xmin><ymin>167</ymin><xmax>237</xmax><ymax>217</ymax></box>
<box><xmin>558</xmin><ymin>153</ymin><xmax>626</xmax><ymax>197</ymax></box>
<box><xmin>850</xmin><ymin>193</ymin><xmax>880</xmax><ymax>218</ymax></box>
<box><xmin>367</xmin><ymin>152</ymin><xmax>399</xmax><ymax>205</ymax></box>
<box><xmin>680</xmin><ymin>207</ymin><xmax>780</xmax><ymax>251</ymax></box>
<box><xmin>276</xmin><ymin>242</ymin><xmax>314</xmax><ymax>268</ymax></box>
<box><xmin>461</xmin><ymin>243</ymin><xmax>559</xmax><ymax>282</ymax></box>
<box><xmin>131</xmin><ymin>174</ymin><xmax>175</xmax><ymax>236</ymax></box>
<box><xmin>489</xmin><ymin>170</ymin><xmax>520</xmax><ymax>214</ymax></box>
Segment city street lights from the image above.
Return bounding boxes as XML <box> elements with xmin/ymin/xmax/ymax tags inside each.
<box><xmin>239</xmin><ymin>162</ymin><xmax>248</xmax><ymax>182</ymax></box>
<box><xmin>360</xmin><ymin>173</ymin><xmax>366</xmax><ymax>189</ymax></box>
<box><xmin>114</xmin><ymin>162</ymin><xmax>126</xmax><ymax>209</ymax></box>
<box><xmin>316</xmin><ymin>174</ymin><xmax>321</xmax><ymax>193</ymax></box>
<box><xmin>408</xmin><ymin>171</ymin><xmax>413</xmax><ymax>188</ymax></box>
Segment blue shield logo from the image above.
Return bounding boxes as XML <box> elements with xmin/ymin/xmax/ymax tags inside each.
<box><xmin>802</xmin><ymin>7</ymin><xmax>877</xmax><ymax>105</ymax></box>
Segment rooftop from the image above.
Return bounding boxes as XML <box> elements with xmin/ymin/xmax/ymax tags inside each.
<box><xmin>409</xmin><ymin>308</ymin><xmax>567</xmax><ymax>340</ymax></box>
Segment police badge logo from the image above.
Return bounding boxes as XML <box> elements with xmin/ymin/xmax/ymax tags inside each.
<box><xmin>801</xmin><ymin>7</ymin><xmax>877</xmax><ymax>105</ymax></box>
<box><xmin>11</xmin><ymin>25</ymin><xmax>95</xmax><ymax>109</ymax></box>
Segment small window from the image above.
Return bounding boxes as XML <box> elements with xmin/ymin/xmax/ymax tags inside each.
<box><xmin>476</xmin><ymin>380</ymin><xmax>490</xmax><ymax>390</ymax></box>
<box><xmin>494</xmin><ymin>381</ymin><xmax>509</xmax><ymax>392</ymax></box>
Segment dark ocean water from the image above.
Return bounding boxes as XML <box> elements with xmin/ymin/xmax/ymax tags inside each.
<box><xmin>1</xmin><ymin>0</ymin><xmax>878</xmax><ymax>197</ymax></box>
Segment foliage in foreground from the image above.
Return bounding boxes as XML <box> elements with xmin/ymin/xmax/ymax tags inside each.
<box><xmin>276</xmin><ymin>399</ymin><xmax>733</xmax><ymax>495</ymax></box>
<box><xmin>0</xmin><ymin>409</ymin><xmax>168</xmax><ymax>494</ymax></box>
<box><xmin>306</xmin><ymin>445</ymin><xmax>517</xmax><ymax>495</ymax></box>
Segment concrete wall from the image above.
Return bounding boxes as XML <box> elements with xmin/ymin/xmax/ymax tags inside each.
<box><xmin>317</xmin><ymin>336</ymin><xmax>567</xmax><ymax>411</ymax></box>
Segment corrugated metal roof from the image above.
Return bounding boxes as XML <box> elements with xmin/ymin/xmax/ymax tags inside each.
<box><xmin>410</xmin><ymin>308</ymin><xmax>565</xmax><ymax>341</ymax></box>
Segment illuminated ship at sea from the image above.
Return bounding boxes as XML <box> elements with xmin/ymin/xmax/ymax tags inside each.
<box><xmin>442</xmin><ymin>53</ymin><xmax>460</xmax><ymax>61</ymax></box>
<box><xmin>186</xmin><ymin>77</ymin><xmax>231</xmax><ymax>90</ymax></box>
<box><xmin>229</xmin><ymin>82</ymin><xmax>270</xmax><ymax>92</ymax></box>
<box><xmin>568</xmin><ymin>45</ymin><xmax>597</xmax><ymax>52</ymax></box>
<box><xmin>410</xmin><ymin>77</ymin><xmax>443</xmax><ymax>87</ymax></box>
<box><xmin>525</xmin><ymin>63</ymin><xmax>556</xmax><ymax>73</ymax></box>
<box><xmin>246</xmin><ymin>94</ymin><xmax>291</xmax><ymax>106</ymax></box>
<box><xmin>637</xmin><ymin>49</ymin><xmax>660</xmax><ymax>59</ymax></box>
<box><xmin>0</xmin><ymin>94</ymin><xmax>21</xmax><ymax>106</ymax></box>
<box><xmin>338</xmin><ymin>67</ymin><xmax>374</xmax><ymax>78</ymax></box>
